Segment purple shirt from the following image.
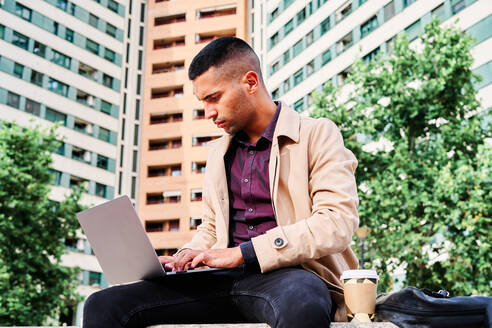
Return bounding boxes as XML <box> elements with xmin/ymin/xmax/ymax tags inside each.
<box><xmin>224</xmin><ymin>102</ymin><xmax>281</xmax><ymax>270</ymax></box>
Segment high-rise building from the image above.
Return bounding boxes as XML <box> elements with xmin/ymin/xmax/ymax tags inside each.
<box><xmin>0</xmin><ymin>0</ymin><xmax>129</xmax><ymax>324</ymax></box>
<box><xmin>250</xmin><ymin>0</ymin><xmax>492</xmax><ymax>113</ymax></box>
<box><xmin>138</xmin><ymin>0</ymin><xmax>247</xmax><ymax>254</ymax></box>
<box><xmin>116</xmin><ymin>0</ymin><xmax>146</xmax><ymax>206</ymax></box>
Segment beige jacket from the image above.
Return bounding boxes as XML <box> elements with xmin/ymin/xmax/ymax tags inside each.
<box><xmin>182</xmin><ymin>103</ymin><xmax>359</xmax><ymax>321</ymax></box>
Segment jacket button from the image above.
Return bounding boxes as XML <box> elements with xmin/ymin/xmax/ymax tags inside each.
<box><xmin>274</xmin><ymin>238</ymin><xmax>284</xmax><ymax>247</ymax></box>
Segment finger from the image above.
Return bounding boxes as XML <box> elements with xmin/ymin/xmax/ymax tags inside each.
<box><xmin>176</xmin><ymin>251</ymin><xmax>198</xmax><ymax>271</ymax></box>
<box><xmin>191</xmin><ymin>253</ymin><xmax>206</xmax><ymax>268</ymax></box>
<box><xmin>158</xmin><ymin>256</ymin><xmax>175</xmax><ymax>265</ymax></box>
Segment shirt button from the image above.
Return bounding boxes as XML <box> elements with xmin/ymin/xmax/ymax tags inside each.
<box><xmin>248</xmin><ymin>208</ymin><xmax>253</xmax><ymax>212</ymax></box>
<box><xmin>248</xmin><ymin>225</ymin><xmax>254</xmax><ymax>230</ymax></box>
<box><xmin>274</xmin><ymin>238</ymin><xmax>284</xmax><ymax>247</ymax></box>
<box><xmin>244</xmin><ymin>178</ymin><xmax>249</xmax><ymax>183</ymax></box>
<box><xmin>249</xmin><ymin>150</ymin><xmax>254</xmax><ymax>155</ymax></box>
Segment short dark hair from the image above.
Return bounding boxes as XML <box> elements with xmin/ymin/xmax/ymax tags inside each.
<box><xmin>188</xmin><ymin>36</ymin><xmax>261</xmax><ymax>80</ymax></box>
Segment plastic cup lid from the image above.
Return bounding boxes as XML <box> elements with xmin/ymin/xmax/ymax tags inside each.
<box><xmin>340</xmin><ymin>269</ymin><xmax>379</xmax><ymax>280</ymax></box>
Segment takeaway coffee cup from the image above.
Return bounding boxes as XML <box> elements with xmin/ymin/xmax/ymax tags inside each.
<box><xmin>340</xmin><ymin>269</ymin><xmax>379</xmax><ymax>323</ymax></box>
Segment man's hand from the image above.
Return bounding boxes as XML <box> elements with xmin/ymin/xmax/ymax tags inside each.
<box><xmin>164</xmin><ymin>248</ymin><xmax>244</xmax><ymax>271</ymax></box>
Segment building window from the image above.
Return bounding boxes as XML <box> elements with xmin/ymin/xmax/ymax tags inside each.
<box><xmin>337</xmin><ymin>32</ymin><xmax>353</xmax><ymax>53</ymax></box>
<box><xmin>30</xmin><ymin>70</ymin><xmax>43</xmax><ymax>87</ymax></box>
<box><xmin>294</xmin><ymin>98</ymin><xmax>304</xmax><ymax>112</ymax></box>
<box><xmin>384</xmin><ymin>1</ymin><xmax>395</xmax><ymax>21</ymax></box>
<box><xmin>363</xmin><ymin>47</ymin><xmax>380</xmax><ymax>63</ymax></box>
<box><xmin>283</xmin><ymin>50</ymin><xmax>291</xmax><ymax>64</ymax></box>
<box><xmin>191</xmin><ymin>161</ymin><xmax>206</xmax><ymax>174</ymax></box>
<box><xmin>360</xmin><ymin>16</ymin><xmax>378</xmax><ymax>39</ymax></box>
<box><xmin>33</xmin><ymin>41</ymin><xmax>46</xmax><ymax>57</ymax></box>
<box><xmin>149</xmin><ymin>138</ymin><xmax>182</xmax><ymax>150</ymax></box>
<box><xmin>12</xmin><ymin>31</ymin><xmax>29</xmax><ymax>50</ymax></box>
<box><xmin>293</xmin><ymin>40</ymin><xmax>303</xmax><ymax>56</ymax></box>
<box><xmin>95</xmin><ymin>183</ymin><xmax>107</xmax><ymax>198</ymax></box>
<box><xmin>131</xmin><ymin>176</ymin><xmax>136</xmax><ymax>198</ymax></box>
<box><xmin>294</xmin><ymin>68</ymin><xmax>303</xmax><ymax>86</ymax></box>
<box><xmin>192</xmin><ymin>135</ymin><xmax>220</xmax><ymax>147</ymax></box>
<box><xmin>322</xmin><ymin>49</ymin><xmax>332</xmax><ymax>65</ymax></box>
<box><xmin>56</xmin><ymin>0</ymin><xmax>68</xmax><ymax>11</ymax></box>
<box><xmin>85</xmin><ymin>39</ymin><xmax>99</xmax><ymax>55</ymax></box>
<box><xmin>25</xmin><ymin>99</ymin><xmax>41</xmax><ymax>116</ymax></box>
<box><xmin>190</xmin><ymin>217</ymin><xmax>202</xmax><ymax>230</ymax></box>
<box><xmin>53</xmin><ymin>21</ymin><xmax>59</xmax><ymax>35</ymax></box>
<box><xmin>320</xmin><ymin>17</ymin><xmax>330</xmax><ymax>35</ymax></box>
<box><xmin>451</xmin><ymin>0</ymin><xmax>466</xmax><ymax>14</ymax></box>
<box><xmin>432</xmin><ymin>4</ymin><xmax>446</xmax><ymax>21</ymax></box>
<box><xmin>271</xmin><ymin>61</ymin><xmax>280</xmax><ymax>75</ymax></box>
<box><xmin>74</xmin><ymin>118</ymin><xmax>92</xmax><ymax>134</ymax></box>
<box><xmin>72</xmin><ymin>146</ymin><xmax>91</xmax><ymax>163</ymax></box>
<box><xmin>65</xmin><ymin>28</ymin><xmax>74</xmax><ymax>42</ymax></box>
<box><xmin>148</xmin><ymin>164</ymin><xmax>182</xmax><ymax>177</ymax></box>
<box><xmin>190</xmin><ymin>189</ymin><xmax>203</xmax><ymax>202</ymax></box>
<box><xmin>403</xmin><ymin>0</ymin><xmax>416</xmax><ymax>9</ymax></box>
<box><xmin>107</xmin><ymin>0</ymin><xmax>119</xmax><ymax>13</ymax></box>
<box><xmin>139</xmin><ymin>26</ymin><xmax>144</xmax><ymax>46</ymax></box>
<box><xmin>272</xmin><ymin>88</ymin><xmax>279</xmax><ymax>99</ymax></box>
<box><xmin>307</xmin><ymin>60</ymin><xmax>315</xmax><ymax>76</ymax></box>
<box><xmin>104</xmin><ymin>48</ymin><xmax>116</xmax><ymax>62</ymax></box>
<box><xmin>13</xmin><ymin>63</ymin><xmax>24</xmax><ymax>79</ymax></box>
<box><xmin>284</xmin><ymin>19</ymin><xmax>294</xmax><ymax>36</ymax></box>
<box><xmin>269</xmin><ymin>7</ymin><xmax>279</xmax><ymax>22</ymax></box>
<box><xmin>89</xmin><ymin>14</ymin><xmax>100</xmax><ymax>28</ymax></box>
<box><xmin>103</xmin><ymin>74</ymin><xmax>113</xmax><ymax>88</ymax></box>
<box><xmin>306</xmin><ymin>30</ymin><xmax>314</xmax><ymax>46</ymax></box>
<box><xmin>296</xmin><ymin>8</ymin><xmax>306</xmax><ymax>25</ymax></box>
<box><xmin>97</xmin><ymin>155</ymin><xmax>109</xmax><ymax>170</ymax></box>
<box><xmin>7</xmin><ymin>92</ymin><xmax>20</xmax><ymax>108</ymax></box>
<box><xmin>106</xmin><ymin>23</ymin><xmax>117</xmax><ymax>37</ymax></box>
<box><xmin>88</xmin><ymin>271</ymin><xmax>102</xmax><ymax>286</ymax></box>
<box><xmin>196</xmin><ymin>5</ymin><xmax>236</xmax><ymax>19</ymax></box>
<box><xmin>15</xmin><ymin>3</ymin><xmax>32</xmax><ymax>21</ymax></box>
<box><xmin>48</xmin><ymin>78</ymin><xmax>69</xmax><ymax>96</ymax></box>
<box><xmin>269</xmin><ymin>32</ymin><xmax>279</xmax><ymax>48</ymax></box>
<box><xmin>98</xmin><ymin>127</ymin><xmax>111</xmax><ymax>142</ymax></box>
<box><xmin>0</xmin><ymin>25</ymin><xmax>5</xmax><ymax>40</ymax></box>
<box><xmin>405</xmin><ymin>20</ymin><xmax>421</xmax><ymax>41</ymax></box>
<box><xmin>76</xmin><ymin>90</ymin><xmax>95</xmax><ymax>107</ymax></box>
<box><xmin>155</xmin><ymin>13</ymin><xmax>186</xmax><ymax>25</ymax></box>
<box><xmin>101</xmin><ymin>100</ymin><xmax>112</xmax><ymax>115</ymax></box>
<box><xmin>45</xmin><ymin>108</ymin><xmax>66</xmax><ymax>125</ymax></box>
<box><xmin>51</xmin><ymin>50</ymin><xmax>71</xmax><ymax>69</ymax></box>
<box><xmin>336</xmin><ymin>2</ymin><xmax>352</xmax><ymax>22</ymax></box>
<box><xmin>283</xmin><ymin>78</ymin><xmax>291</xmax><ymax>93</ymax></box>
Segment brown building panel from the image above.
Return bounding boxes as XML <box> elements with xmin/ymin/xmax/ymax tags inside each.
<box><xmin>139</xmin><ymin>0</ymin><xmax>247</xmax><ymax>254</ymax></box>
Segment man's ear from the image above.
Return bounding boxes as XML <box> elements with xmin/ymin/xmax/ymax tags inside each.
<box><xmin>242</xmin><ymin>71</ymin><xmax>259</xmax><ymax>94</ymax></box>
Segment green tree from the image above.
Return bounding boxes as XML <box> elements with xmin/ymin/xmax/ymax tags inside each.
<box><xmin>311</xmin><ymin>19</ymin><xmax>491</xmax><ymax>295</ymax></box>
<box><xmin>0</xmin><ymin>121</ymin><xmax>84</xmax><ymax>325</ymax></box>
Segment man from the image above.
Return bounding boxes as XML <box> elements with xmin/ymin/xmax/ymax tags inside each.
<box><xmin>83</xmin><ymin>37</ymin><xmax>359</xmax><ymax>328</ymax></box>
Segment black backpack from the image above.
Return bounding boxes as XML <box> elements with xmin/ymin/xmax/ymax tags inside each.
<box><xmin>374</xmin><ymin>287</ymin><xmax>492</xmax><ymax>328</ymax></box>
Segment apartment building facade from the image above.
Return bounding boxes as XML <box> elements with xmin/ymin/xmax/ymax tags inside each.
<box><xmin>249</xmin><ymin>0</ymin><xmax>492</xmax><ymax>113</ymax></box>
<box><xmin>0</xmin><ymin>0</ymin><xmax>130</xmax><ymax>324</ymax></box>
<box><xmin>138</xmin><ymin>0</ymin><xmax>247</xmax><ymax>254</ymax></box>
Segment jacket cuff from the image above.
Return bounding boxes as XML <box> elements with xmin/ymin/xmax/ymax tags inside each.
<box><xmin>240</xmin><ymin>241</ymin><xmax>261</xmax><ymax>272</ymax></box>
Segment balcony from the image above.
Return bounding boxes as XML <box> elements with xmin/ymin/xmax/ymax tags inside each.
<box><xmin>150</xmin><ymin>112</ymin><xmax>183</xmax><ymax>124</ymax></box>
<box><xmin>155</xmin><ymin>13</ymin><xmax>186</xmax><ymax>26</ymax></box>
<box><xmin>196</xmin><ymin>5</ymin><xmax>236</xmax><ymax>19</ymax></box>
<box><xmin>196</xmin><ymin>29</ymin><xmax>235</xmax><ymax>44</ymax></box>
<box><xmin>154</xmin><ymin>36</ymin><xmax>185</xmax><ymax>50</ymax></box>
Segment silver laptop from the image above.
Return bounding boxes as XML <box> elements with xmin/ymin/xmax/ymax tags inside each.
<box><xmin>76</xmin><ymin>195</ymin><xmax>228</xmax><ymax>285</ymax></box>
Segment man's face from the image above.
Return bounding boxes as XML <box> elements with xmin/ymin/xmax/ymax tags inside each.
<box><xmin>193</xmin><ymin>67</ymin><xmax>253</xmax><ymax>135</ymax></box>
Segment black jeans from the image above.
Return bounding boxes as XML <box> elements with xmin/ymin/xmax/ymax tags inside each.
<box><xmin>83</xmin><ymin>267</ymin><xmax>335</xmax><ymax>328</ymax></box>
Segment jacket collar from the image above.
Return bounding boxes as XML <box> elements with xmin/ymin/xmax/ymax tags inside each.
<box><xmin>211</xmin><ymin>101</ymin><xmax>300</xmax><ymax>157</ymax></box>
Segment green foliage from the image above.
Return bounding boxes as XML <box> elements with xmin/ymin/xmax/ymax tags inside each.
<box><xmin>0</xmin><ymin>121</ymin><xmax>84</xmax><ymax>325</ymax></box>
<box><xmin>311</xmin><ymin>19</ymin><xmax>491</xmax><ymax>295</ymax></box>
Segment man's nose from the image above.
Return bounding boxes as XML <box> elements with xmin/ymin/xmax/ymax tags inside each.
<box><xmin>204</xmin><ymin>103</ymin><xmax>217</xmax><ymax>120</ymax></box>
